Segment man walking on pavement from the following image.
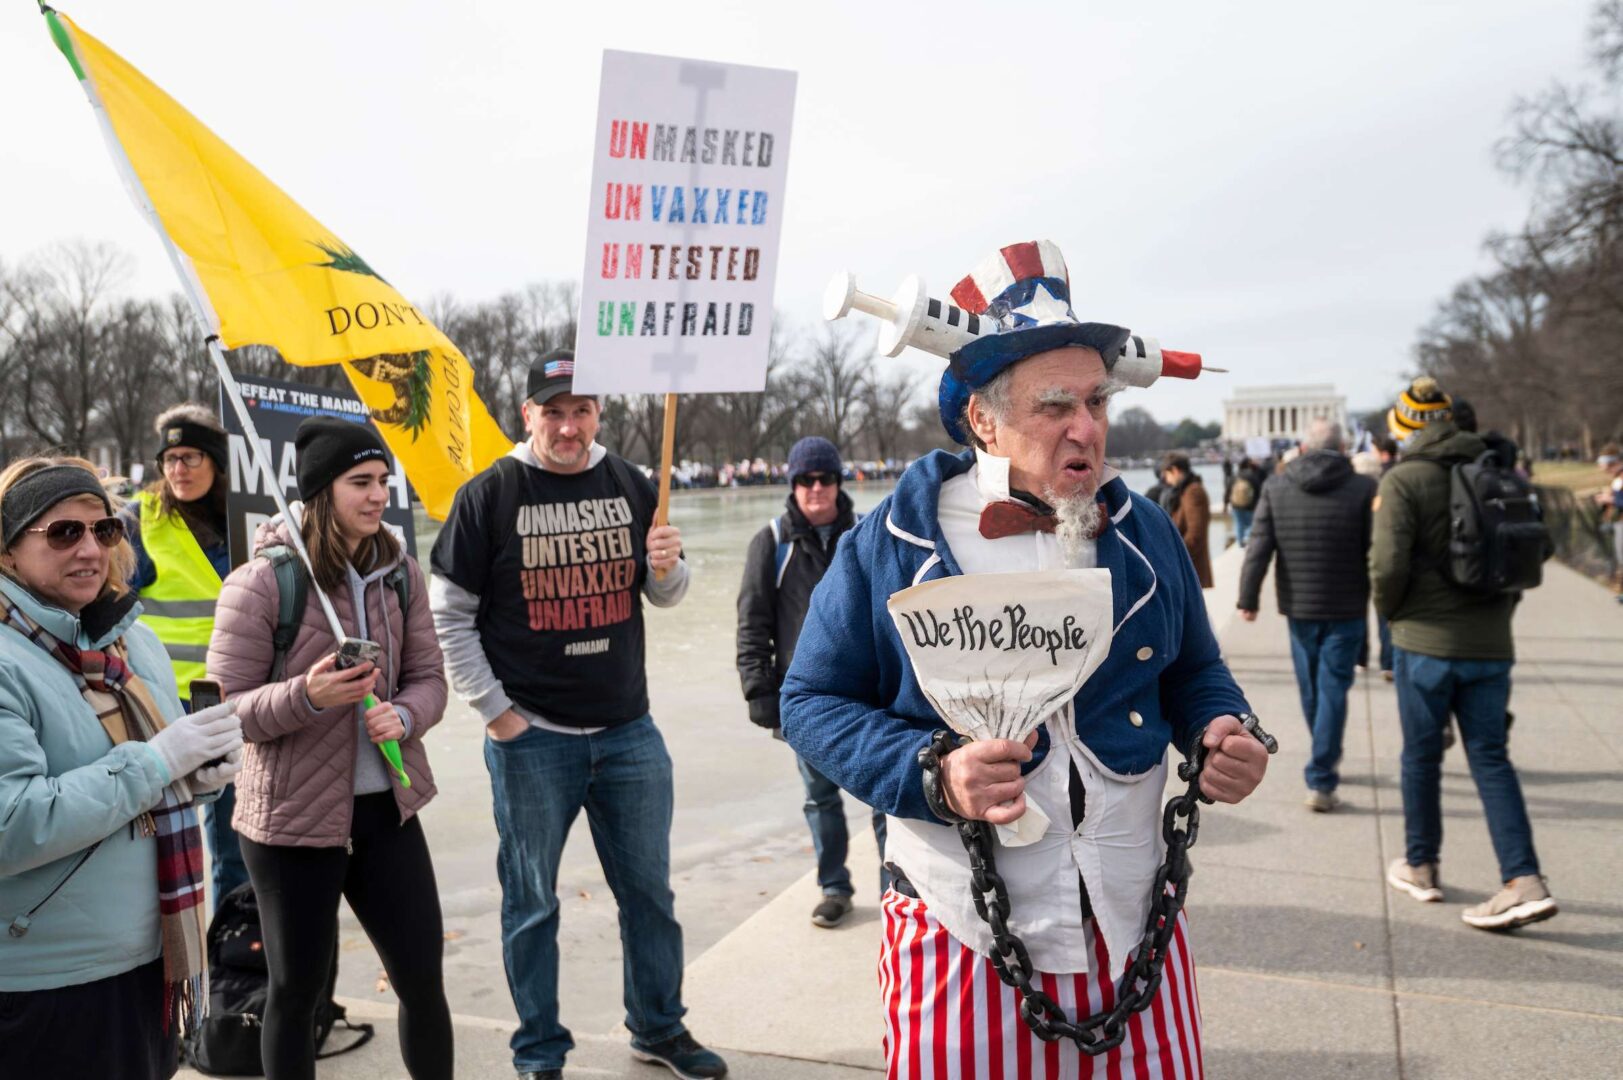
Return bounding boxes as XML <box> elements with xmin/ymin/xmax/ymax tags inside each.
<box><xmin>430</xmin><ymin>349</ymin><xmax>728</xmax><ymax>1080</ymax></box>
<box><xmin>1372</xmin><ymin>377</ymin><xmax>1557</xmax><ymax>931</ymax></box>
<box><xmin>1237</xmin><ymin>419</ymin><xmax>1376</xmax><ymax>812</ymax></box>
<box><xmin>736</xmin><ymin>436</ymin><xmax>885</xmax><ymax>929</ymax></box>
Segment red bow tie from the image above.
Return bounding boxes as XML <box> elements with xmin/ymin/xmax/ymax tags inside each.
<box><xmin>978</xmin><ymin>499</ymin><xmax>1110</xmax><ymax>541</ymax></box>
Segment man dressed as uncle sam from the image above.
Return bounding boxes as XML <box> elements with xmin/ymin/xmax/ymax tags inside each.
<box><xmin>782</xmin><ymin>240</ymin><xmax>1274</xmax><ymax>1079</ymax></box>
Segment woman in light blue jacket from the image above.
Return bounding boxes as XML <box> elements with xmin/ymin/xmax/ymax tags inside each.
<box><xmin>0</xmin><ymin>457</ymin><xmax>243</xmax><ymax>1080</ymax></box>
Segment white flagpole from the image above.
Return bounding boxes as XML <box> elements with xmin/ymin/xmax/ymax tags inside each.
<box><xmin>60</xmin><ymin>13</ymin><xmax>348</xmax><ymax>640</ymax></box>
<box><xmin>204</xmin><ymin>338</ymin><xmax>348</xmax><ymax>639</ymax></box>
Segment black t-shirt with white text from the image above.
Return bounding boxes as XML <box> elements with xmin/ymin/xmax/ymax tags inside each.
<box><xmin>432</xmin><ymin>452</ymin><xmax>656</xmax><ymax>727</ymax></box>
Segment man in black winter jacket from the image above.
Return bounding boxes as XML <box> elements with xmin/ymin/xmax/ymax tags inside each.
<box><xmin>735</xmin><ymin>437</ymin><xmax>885</xmax><ymax>928</ymax></box>
<box><xmin>1237</xmin><ymin>420</ymin><xmax>1377</xmax><ymax>811</ymax></box>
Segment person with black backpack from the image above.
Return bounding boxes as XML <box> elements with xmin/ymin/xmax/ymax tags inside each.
<box><xmin>207</xmin><ymin>417</ymin><xmax>453</xmax><ymax>1079</ymax></box>
<box><xmin>1227</xmin><ymin>456</ymin><xmax>1266</xmax><ymax>545</ymax></box>
<box><xmin>1372</xmin><ymin>377</ymin><xmax>1557</xmax><ymax>931</ymax></box>
<box><xmin>735</xmin><ymin>437</ymin><xmax>885</xmax><ymax>930</ymax></box>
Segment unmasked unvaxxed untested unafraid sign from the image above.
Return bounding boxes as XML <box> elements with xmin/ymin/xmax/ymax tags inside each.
<box><xmin>573</xmin><ymin>49</ymin><xmax>797</xmax><ymax>395</ymax></box>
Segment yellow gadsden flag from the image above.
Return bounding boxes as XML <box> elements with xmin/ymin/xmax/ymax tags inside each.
<box><xmin>46</xmin><ymin>10</ymin><xmax>510</xmax><ymax>518</ymax></box>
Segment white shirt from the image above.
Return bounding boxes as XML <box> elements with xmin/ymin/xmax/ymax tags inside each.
<box><xmin>883</xmin><ymin>450</ymin><xmax>1166</xmax><ymax>977</ymax></box>
<box><xmin>936</xmin><ymin>449</ymin><xmax>1097</xmax><ymax>573</ymax></box>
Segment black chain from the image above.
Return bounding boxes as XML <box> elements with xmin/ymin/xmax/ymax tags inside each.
<box><xmin>916</xmin><ymin>716</ymin><xmax>1277</xmax><ymax>1056</ymax></box>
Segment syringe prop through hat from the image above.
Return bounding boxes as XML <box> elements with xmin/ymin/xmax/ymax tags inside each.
<box><xmin>823</xmin><ymin>263</ymin><xmax>1225</xmax><ymax>389</ymax></box>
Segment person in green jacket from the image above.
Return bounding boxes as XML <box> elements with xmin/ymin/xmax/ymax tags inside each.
<box><xmin>119</xmin><ymin>403</ymin><xmax>242</xmax><ymax>909</ymax></box>
<box><xmin>1370</xmin><ymin>377</ymin><xmax>1557</xmax><ymax>931</ymax></box>
<box><xmin>0</xmin><ymin>455</ymin><xmax>243</xmax><ymax>1080</ymax></box>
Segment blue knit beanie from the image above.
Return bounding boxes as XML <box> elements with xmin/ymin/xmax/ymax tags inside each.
<box><xmin>787</xmin><ymin>437</ymin><xmax>842</xmax><ymax>483</ymax></box>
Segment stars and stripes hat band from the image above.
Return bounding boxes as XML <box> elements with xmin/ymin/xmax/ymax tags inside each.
<box><xmin>939</xmin><ymin>239</ymin><xmax>1133</xmax><ymax>444</ymax></box>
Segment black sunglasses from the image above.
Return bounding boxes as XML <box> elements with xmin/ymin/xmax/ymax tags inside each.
<box><xmin>26</xmin><ymin>517</ymin><xmax>126</xmax><ymax>551</ymax></box>
<box><xmin>794</xmin><ymin>472</ymin><xmax>839</xmax><ymax>489</ymax></box>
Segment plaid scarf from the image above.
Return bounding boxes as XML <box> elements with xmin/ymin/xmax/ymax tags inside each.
<box><xmin>2</xmin><ymin>598</ymin><xmax>207</xmax><ymax>1036</ymax></box>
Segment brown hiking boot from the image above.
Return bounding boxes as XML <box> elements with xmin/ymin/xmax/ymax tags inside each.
<box><xmin>1387</xmin><ymin>859</ymin><xmax>1443</xmax><ymax>902</ymax></box>
<box><xmin>1462</xmin><ymin>876</ymin><xmax>1558</xmax><ymax>931</ymax></box>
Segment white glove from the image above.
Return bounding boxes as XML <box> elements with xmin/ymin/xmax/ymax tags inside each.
<box><xmin>147</xmin><ymin>701</ymin><xmax>242</xmax><ymax>784</ymax></box>
<box><xmin>189</xmin><ymin>747</ymin><xmax>243</xmax><ymax>794</ymax></box>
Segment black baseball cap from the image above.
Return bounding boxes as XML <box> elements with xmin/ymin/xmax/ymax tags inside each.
<box><xmin>527</xmin><ymin>348</ymin><xmax>594</xmax><ymax>406</ymax></box>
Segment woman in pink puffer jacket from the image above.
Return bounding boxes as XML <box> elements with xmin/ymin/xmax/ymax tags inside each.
<box><xmin>206</xmin><ymin>418</ymin><xmax>452</xmax><ymax>1080</ymax></box>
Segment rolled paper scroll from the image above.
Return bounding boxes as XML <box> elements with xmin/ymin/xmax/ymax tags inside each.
<box><xmin>887</xmin><ymin>569</ymin><xmax>1114</xmax><ymax>847</ymax></box>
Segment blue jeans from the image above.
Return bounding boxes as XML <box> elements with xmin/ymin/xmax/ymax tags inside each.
<box><xmin>1357</xmin><ymin>613</ymin><xmax>1393</xmax><ymax>672</ymax></box>
<box><xmin>203</xmin><ymin>784</ymin><xmax>249</xmax><ymax>912</ymax></box>
<box><xmin>796</xmin><ymin>755</ymin><xmax>889</xmax><ymax>897</ymax></box>
<box><xmin>1232</xmin><ymin>507</ymin><xmax>1255</xmax><ymax>545</ymax></box>
<box><xmin>1392</xmin><ymin>650</ymin><xmax>1539</xmax><ymax>881</ymax></box>
<box><xmin>1287</xmin><ymin>618</ymin><xmax>1364</xmax><ymax>792</ymax></box>
<box><xmin>484</xmin><ymin>716</ymin><xmax>686</xmax><ymax>1072</ymax></box>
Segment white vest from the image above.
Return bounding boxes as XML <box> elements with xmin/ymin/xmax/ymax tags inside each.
<box><xmin>883</xmin><ymin>452</ymin><xmax>1165</xmax><ymax>978</ymax></box>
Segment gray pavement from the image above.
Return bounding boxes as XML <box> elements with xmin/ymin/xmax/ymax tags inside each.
<box><xmin>182</xmin><ymin>548</ymin><xmax>1623</xmax><ymax>1078</ymax></box>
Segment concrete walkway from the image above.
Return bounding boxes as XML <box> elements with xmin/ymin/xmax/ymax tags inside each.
<box><xmin>181</xmin><ymin>553</ymin><xmax>1623</xmax><ymax>1078</ymax></box>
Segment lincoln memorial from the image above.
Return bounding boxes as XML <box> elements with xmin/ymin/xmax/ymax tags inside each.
<box><xmin>1222</xmin><ymin>384</ymin><xmax>1348</xmax><ymax>445</ymax></box>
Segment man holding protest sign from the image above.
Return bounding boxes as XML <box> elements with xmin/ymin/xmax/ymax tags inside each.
<box><xmin>430</xmin><ymin>351</ymin><xmax>723</xmax><ymax>1080</ymax></box>
<box><xmin>783</xmin><ymin>241</ymin><xmax>1271</xmax><ymax>1076</ymax></box>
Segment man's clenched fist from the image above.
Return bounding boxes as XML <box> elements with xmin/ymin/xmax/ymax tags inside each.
<box><xmin>939</xmin><ymin>730</ymin><xmax>1040</xmax><ymax>824</ymax></box>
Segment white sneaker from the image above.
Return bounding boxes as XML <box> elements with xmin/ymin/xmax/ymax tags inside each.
<box><xmin>1387</xmin><ymin>859</ymin><xmax>1443</xmax><ymax>902</ymax></box>
<box><xmin>1304</xmin><ymin>790</ymin><xmax>1341</xmax><ymax>812</ymax></box>
<box><xmin>1462</xmin><ymin>876</ymin><xmax>1558</xmax><ymax>930</ymax></box>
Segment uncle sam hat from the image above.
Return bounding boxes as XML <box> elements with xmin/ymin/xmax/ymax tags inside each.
<box><xmin>938</xmin><ymin>240</ymin><xmax>1132</xmax><ymax>444</ymax></box>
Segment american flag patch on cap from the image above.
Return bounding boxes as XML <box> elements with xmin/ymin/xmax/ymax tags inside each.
<box><xmin>543</xmin><ymin>358</ymin><xmax>575</xmax><ymax>379</ymax></box>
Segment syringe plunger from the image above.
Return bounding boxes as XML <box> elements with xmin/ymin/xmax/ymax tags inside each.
<box><xmin>823</xmin><ymin>271</ymin><xmax>991</xmax><ymax>359</ymax></box>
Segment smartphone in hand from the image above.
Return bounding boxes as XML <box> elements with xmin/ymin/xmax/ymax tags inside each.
<box><xmin>188</xmin><ymin>678</ymin><xmax>227</xmax><ymax>767</ymax></box>
<box><xmin>335</xmin><ymin>638</ymin><xmax>382</xmax><ymax>671</ymax></box>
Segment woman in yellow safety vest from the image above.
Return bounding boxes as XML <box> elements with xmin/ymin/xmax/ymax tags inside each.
<box><xmin>119</xmin><ymin>402</ymin><xmax>243</xmax><ymax>908</ymax></box>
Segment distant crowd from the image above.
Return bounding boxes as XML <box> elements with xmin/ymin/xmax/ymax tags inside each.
<box><xmin>670</xmin><ymin>457</ymin><xmax>906</xmax><ymax>489</ymax></box>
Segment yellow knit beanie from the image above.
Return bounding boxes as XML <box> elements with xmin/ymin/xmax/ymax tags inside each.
<box><xmin>1387</xmin><ymin>376</ymin><xmax>1452</xmax><ymax>443</ymax></box>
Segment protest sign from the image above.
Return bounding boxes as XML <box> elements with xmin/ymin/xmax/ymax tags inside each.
<box><xmin>887</xmin><ymin>570</ymin><xmax>1115</xmax><ymax>846</ymax></box>
<box><xmin>574</xmin><ymin>49</ymin><xmax>797</xmax><ymax>395</ymax></box>
<box><xmin>220</xmin><ymin>372</ymin><xmax>416</xmax><ymax>568</ymax></box>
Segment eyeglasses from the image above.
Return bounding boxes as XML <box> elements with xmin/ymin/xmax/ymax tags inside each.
<box><xmin>794</xmin><ymin>472</ymin><xmax>839</xmax><ymax>489</ymax></box>
<box><xmin>25</xmin><ymin>517</ymin><xmax>126</xmax><ymax>551</ymax></box>
<box><xmin>161</xmin><ymin>451</ymin><xmax>207</xmax><ymax>470</ymax></box>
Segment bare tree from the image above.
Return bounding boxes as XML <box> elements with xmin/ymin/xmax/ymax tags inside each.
<box><xmin>1108</xmin><ymin>406</ymin><xmax>1170</xmax><ymax>459</ymax></box>
<box><xmin>437</xmin><ymin>282</ymin><xmax>578</xmax><ymax>440</ymax></box>
<box><xmin>688</xmin><ymin>319</ymin><xmax>806</xmax><ymax>464</ymax></box>
<box><xmin>859</xmin><ymin>367</ymin><xmax>923</xmax><ymax>463</ymax></box>
<box><xmin>796</xmin><ymin>323</ymin><xmax>870</xmax><ymax>448</ymax></box>
<box><xmin>1415</xmin><ymin>0</ymin><xmax>1623</xmax><ymax>452</ymax></box>
<box><xmin>2</xmin><ymin>241</ymin><xmax>132</xmax><ymax>454</ymax></box>
<box><xmin>96</xmin><ymin>300</ymin><xmax>170</xmax><ymax>469</ymax></box>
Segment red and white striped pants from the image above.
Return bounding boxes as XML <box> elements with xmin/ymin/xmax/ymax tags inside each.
<box><xmin>879</xmin><ymin>889</ymin><xmax>1203</xmax><ymax>1080</ymax></box>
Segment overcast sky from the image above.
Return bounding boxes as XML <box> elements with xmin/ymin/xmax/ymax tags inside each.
<box><xmin>0</xmin><ymin>0</ymin><xmax>1597</xmax><ymax>424</ymax></box>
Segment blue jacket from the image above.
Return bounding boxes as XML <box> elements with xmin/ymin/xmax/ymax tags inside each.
<box><xmin>781</xmin><ymin>450</ymin><xmax>1249</xmax><ymax>823</ymax></box>
<box><xmin>0</xmin><ymin>576</ymin><xmax>187</xmax><ymax>991</ymax></box>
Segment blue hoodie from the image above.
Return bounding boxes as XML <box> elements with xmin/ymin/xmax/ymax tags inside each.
<box><xmin>780</xmin><ymin>450</ymin><xmax>1249</xmax><ymax>823</ymax></box>
<box><xmin>0</xmin><ymin>575</ymin><xmax>187</xmax><ymax>991</ymax></box>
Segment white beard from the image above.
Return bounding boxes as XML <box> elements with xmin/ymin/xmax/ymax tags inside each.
<box><xmin>1046</xmin><ymin>487</ymin><xmax>1103</xmax><ymax>567</ymax></box>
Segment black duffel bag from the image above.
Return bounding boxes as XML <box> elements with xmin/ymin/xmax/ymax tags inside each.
<box><xmin>184</xmin><ymin>883</ymin><xmax>373</xmax><ymax>1076</ymax></box>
